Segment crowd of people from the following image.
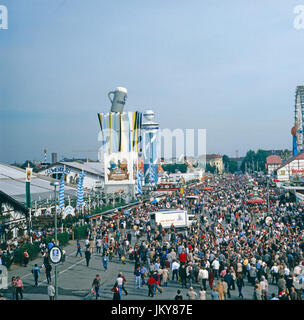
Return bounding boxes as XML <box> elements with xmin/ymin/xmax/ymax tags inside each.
<box><xmin>2</xmin><ymin>172</ymin><xmax>304</xmax><ymax>300</ymax></box>
<box><xmin>82</xmin><ymin>173</ymin><xmax>304</xmax><ymax>300</ymax></box>
<box><xmin>6</xmin><ymin>238</ymin><xmax>64</xmax><ymax>300</ymax></box>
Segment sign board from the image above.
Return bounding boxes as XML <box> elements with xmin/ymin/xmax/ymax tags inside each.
<box><xmin>292</xmin><ymin>169</ymin><xmax>304</xmax><ymax>174</ymax></box>
<box><xmin>49</xmin><ymin>246</ymin><xmax>62</xmax><ymax>264</ymax></box>
<box><xmin>45</xmin><ymin>167</ymin><xmax>71</xmax><ymax>176</ymax></box>
<box><xmin>62</xmin><ymin>205</ymin><xmax>75</xmax><ymax>219</ymax></box>
<box><xmin>153</xmin><ymin>210</ymin><xmax>187</xmax><ymax>229</ymax></box>
<box><xmin>26</xmin><ymin>168</ymin><xmax>32</xmax><ymax>182</ymax></box>
<box><xmin>104</xmin><ymin>152</ymin><xmax>136</xmax><ymax>185</ymax></box>
<box><xmin>265</xmin><ymin>216</ymin><xmax>273</xmax><ymax>226</ymax></box>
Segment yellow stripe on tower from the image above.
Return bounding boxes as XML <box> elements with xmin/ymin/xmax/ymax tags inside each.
<box><xmin>132</xmin><ymin>112</ymin><xmax>136</xmax><ymax>151</ymax></box>
<box><xmin>109</xmin><ymin>113</ymin><xmax>112</xmax><ymax>154</ymax></box>
<box><xmin>97</xmin><ymin>113</ymin><xmax>103</xmax><ymax>130</ymax></box>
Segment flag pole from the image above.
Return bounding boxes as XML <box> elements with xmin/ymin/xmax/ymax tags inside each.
<box><xmin>26</xmin><ymin>163</ymin><xmax>32</xmax><ymax>243</ymax></box>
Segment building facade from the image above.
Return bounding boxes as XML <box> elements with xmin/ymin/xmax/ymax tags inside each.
<box><xmin>206</xmin><ymin>154</ymin><xmax>223</xmax><ymax>174</ymax></box>
<box><xmin>266</xmin><ymin>155</ymin><xmax>282</xmax><ymax>175</ymax></box>
<box><xmin>275</xmin><ymin>152</ymin><xmax>304</xmax><ymax>181</ymax></box>
<box><xmin>39</xmin><ymin>161</ymin><xmax>104</xmax><ymax>191</ymax></box>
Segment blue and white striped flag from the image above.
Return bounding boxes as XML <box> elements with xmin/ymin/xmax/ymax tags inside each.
<box><xmin>58</xmin><ymin>170</ymin><xmax>69</xmax><ymax>209</ymax></box>
<box><xmin>137</xmin><ymin>171</ymin><xmax>143</xmax><ymax>195</ymax></box>
<box><xmin>77</xmin><ymin>172</ymin><xmax>86</xmax><ymax>208</ymax></box>
<box><xmin>59</xmin><ymin>175</ymin><xmax>65</xmax><ymax>209</ymax></box>
<box><xmin>149</xmin><ymin>163</ymin><xmax>154</xmax><ymax>185</ymax></box>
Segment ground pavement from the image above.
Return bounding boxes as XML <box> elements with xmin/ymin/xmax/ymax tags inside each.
<box><xmin>2</xmin><ymin>233</ymin><xmax>280</xmax><ymax>300</ymax></box>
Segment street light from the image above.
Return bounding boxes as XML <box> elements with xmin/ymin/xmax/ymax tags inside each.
<box><xmin>266</xmin><ymin>175</ymin><xmax>270</xmax><ymax>214</ymax></box>
<box><xmin>50</xmin><ymin>180</ymin><xmax>60</xmax><ymax>300</ymax></box>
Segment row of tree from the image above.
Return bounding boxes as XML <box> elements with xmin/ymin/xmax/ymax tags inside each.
<box><xmin>208</xmin><ymin>149</ymin><xmax>289</xmax><ymax>174</ymax></box>
<box><xmin>240</xmin><ymin>149</ymin><xmax>268</xmax><ymax>173</ymax></box>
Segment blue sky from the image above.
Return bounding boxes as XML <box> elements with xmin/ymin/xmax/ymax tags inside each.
<box><xmin>1</xmin><ymin>0</ymin><xmax>304</xmax><ymax>163</ymax></box>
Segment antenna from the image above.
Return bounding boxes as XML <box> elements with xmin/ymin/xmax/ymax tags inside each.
<box><xmin>44</xmin><ymin>149</ymin><xmax>47</xmax><ymax>163</ymax></box>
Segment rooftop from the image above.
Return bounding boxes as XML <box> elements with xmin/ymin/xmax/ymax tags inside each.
<box><xmin>275</xmin><ymin>152</ymin><xmax>304</xmax><ymax>172</ymax></box>
<box><xmin>0</xmin><ymin>163</ymin><xmax>77</xmax><ymax>203</ymax></box>
<box><xmin>266</xmin><ymin>155</ymin><xmax>282</xmax><ymax>165</ymax></box>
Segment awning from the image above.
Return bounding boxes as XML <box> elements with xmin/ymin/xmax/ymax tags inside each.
<box><xmin>246</xmin><ymin>197</ymin><xmax>266</xmax><ymax>204</ymax></box>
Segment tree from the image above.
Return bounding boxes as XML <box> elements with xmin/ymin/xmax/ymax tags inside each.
<box><xmin>20</xmin><ymin>160</ymin><xmax>35</xmax><ymax>169</ymax></box>
<box><xmin>206</xmin><ymin>163</ymin><xmax>216</xmax><ymax>173</ymax></box>
<box><xmin>222</xmin><ymin>155</ymin><xmax>238</xmax><ymax>173</ymax></box>
<box><xmin>162</xmin><ymin>163</ymin><xmax>187</xmax><ymax>174</ymax></box>
<box><xmin>241</xmin><ymin>149</ymin><xmax>267</xmax><ymax>173</ymax></box>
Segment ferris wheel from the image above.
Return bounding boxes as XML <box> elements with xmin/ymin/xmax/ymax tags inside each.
<box><xmin>293</xmin><ymin>86</ymin><xmax>304</xmax><ymax>155</ymax></box>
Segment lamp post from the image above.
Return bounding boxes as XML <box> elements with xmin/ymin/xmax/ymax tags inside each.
<box><xmin>267</xmin><ymin>175</ymin><xmax>270</xmax><ymax>214</ymax></box>
<box><xmin>50</xmin><ymin>181</ymin><xmax>60</xmax><ymax>300</ymax></box>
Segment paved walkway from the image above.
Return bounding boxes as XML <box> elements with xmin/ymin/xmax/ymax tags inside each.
<box><xmin>2</xmin><ymin>233</ymin><xmax>281</xmax><ymax>300</ymax></box>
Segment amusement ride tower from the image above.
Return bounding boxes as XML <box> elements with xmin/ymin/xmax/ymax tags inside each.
<box><xmin>292</xmin><ymin>86</ymin><xmax>304</xmax><ymax>156</ymax></box>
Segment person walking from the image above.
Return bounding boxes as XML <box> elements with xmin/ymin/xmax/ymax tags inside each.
<box><xmin>277</xmin><ymin>275</ymin><xmax>286</xmax><ymax>295</ymax></box>
<box><xmin>147</xmin><ymin>274</ymin><xmax>156</xmax><ymax>297</ymax></box>
<box><xmin>121</xmin><ymin>272</ymin><xmax>129</xmax><ymax>296</ymax></box>
<box><xmin>179</xmin><ymin>264</ymin><xmax>187</xmax><ymax>289</ymax></box>
<box><xmin>224</xmin><ymin>271</ymin><xmax>232</xmax><ymax>298</ymax></box>
<box><xmin>253</xmin><ymin>281</ymin><xmax>262</xmax><ymax>300</ymax></box>
<box><xmin>76</xmin><ymin>240</ymin><xmax>82</xmax><ymax>257</ymax></box>
<box><xmin>174</xmin><ymin>289</ymin><xmax>183</xmax><ymax>300</ymax></box>
<box><xmin>209</xmin><ymin>270</ymin><xmax>215</xmax><ymax>289</ymax></box>
<box><xmin>112</xmin><ymin>282</ymin><xmax>121</xmax><ymax>300</ymax></box>
<box><xmin>15</xmin><ymin>276</ymin><xmax>24</xmax><ymax>300</ymax></box>
<box><xmin>48</xmin><ymin>282</ymin><xmax>55</xmax><ymax>300</ymax></box>
<box><xmin>102</xmin><ymin>252</ymin><xmax>109</xmax><ymax>271</ymax></box>
<box><xmin>171</xmin><ymin>260</ymin><xmax>180</xmax><ymax>281</ymax></box>
<box><xmin>92</xmin><ymin>274</ymin><xmax>101</xmax><ymax>300</ymax></box>
<box><xmin>31</xmin><ymin>264</ymin><xmax>40</xmax><ymax>286</ymax></box>
<box><xmin>260</xmin><ymin>276</ymin><xmax>268</xmax><ymax>300</ymax></box>
<box><xmin>116</xmin><ymin>273</ymin><xmax>128</xmax><ymax>297</ymax></box>
<box><xmin>186</xmin><ymin>287</ymin><xmax>197</xmax><ymax>300</ymax></box>
<box><xmin>140</xmin><ymin>264</ymin><xmax>147</xmax><ymax>286</ymax></box>
<box><xmin>222</xmin><ymin>278</ymin><xmax>229</xmax><ymax>300</ymax></box>
<box><xmin>215</xmin><ymin>280</ymin><xmax>225</xmax><ymax>300</ymax></box>
<box><xmin>201</xmin><ymin>267</ymin><xmax>209</xmax><ymax>291</ymax></box>
<box><xmin>11</xmin><ymin>276</ymin><xmax>17</xmax><ymax>300</ymax></box>
<box><xmin>85</xmin><ymin>249</ymin><xmax>91</xmax><ymax>267</ymax></box>
<box><xmin>199</xmin><ymin>287</ymin><xmax>206</xmax><ymax>300</ymax></box>
<box><xmin>23</xmin><ymin>250</ymin><xmax>29</xmax><ymax>267</ymax></box>
<box><xmin>45</xmin><ymin>263</ymin><xmax>52</xmax><ymax>284</ymax></box>
<box><xmin>96</xmin><ymin>238</ymin><xmax>102</xmax><ymax>254</ymax></box>
<box><xmin>162</xmin><ymin>267</ymin><xmax>169</xmax><ymax>287</ymax></box>
<box><xmin>134</xmin><ymin>266</ymin><xmax>141</xmax><ymax>289</ymax></box>
<box><xmin>236</xmin><ymin>273</ymin><xmax>245</xmax><ymax>299</ymax></box>
<box><xmin>212</xmin><ymin>258</ymin><xmax>220</xmax><ymax>280</ymax></box>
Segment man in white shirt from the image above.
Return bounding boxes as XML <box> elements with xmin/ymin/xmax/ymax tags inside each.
<box><xmin>171</xmin><ymin>260</ymin><xmax>180</xmax><ymax>281</ymax></box>
<box><xmin>200</xmin><ymin>267</ymin><xmax>209</xmax><ymax>290</ymax></box>
<box><xmin>270</xmin><ymin>263</ymin><xmax>279</xmax><ymax>284</ymax></box>
<box><xmin>293</xmin><ymin>263</ymin><xmax>302</xmax><ymax>276</ymax></box>
<box><xmin>260</xmin><ymin>276</ymin><xmax>268</xmax><ymax>300</ymax></box>
<box><xmin>48</xmin><ymin>282</ymin><xmax>55</xmax><ymax>300</ymax></box>
<box><xmin>96</xmin><ymin>238</ymin><xmax>102</xmax><ymax>254</ymax></box>
<box><xmin>212</xmin><ymin>258</ymin><xmax>220</xmax><ymax>279</ymax></box>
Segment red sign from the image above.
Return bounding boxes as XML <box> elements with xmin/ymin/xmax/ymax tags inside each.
<box><xmin>292</xmin><ymin>169</ymin><xmax>304</xmax><ymax>174</ymax></box>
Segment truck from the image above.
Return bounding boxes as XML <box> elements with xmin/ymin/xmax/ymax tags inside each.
<box><xmin>149</xmin><ymin>210</ymin><xmax>196</xmax><ymax>230</ymax></box>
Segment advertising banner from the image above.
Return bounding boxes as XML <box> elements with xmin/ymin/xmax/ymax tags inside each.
<box><xmin>104</xmin><ymin>152</ymin><xmax>137</xmax><ymax>185</ymax></box>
